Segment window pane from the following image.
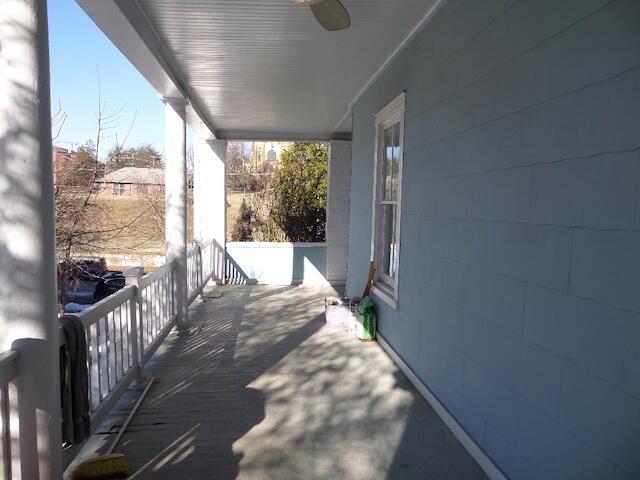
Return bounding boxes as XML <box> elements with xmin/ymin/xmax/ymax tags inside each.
<box><xmin>382</xmin><ymin>123</ymin><xmax>400</xmax><ymax>202</ymax></box>
<box><xmin>383</xmin><ymin>126</ymin><xmax>393</xmax><ymax>200</ymax></box>
<box><xmin>380</xmin><ymin>203</ymin><xmax>397</xmax><ymax>279</ymax></box>
<box><xmin>391</xmin><ymin>123</ymin><xmax>400</xmax><ymax>201</ymax></box>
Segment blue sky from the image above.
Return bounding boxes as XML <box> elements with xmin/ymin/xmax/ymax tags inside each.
<box><xmin>49</xmin><ymin>0</ymin><xmax>164</xmax><ymax>157</ymax></box>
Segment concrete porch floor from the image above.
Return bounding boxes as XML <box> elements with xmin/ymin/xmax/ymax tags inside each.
<box><xmin>68</xmin><ymin>285</ymin><xmax>488</xmax><ymax>479</ymax></box>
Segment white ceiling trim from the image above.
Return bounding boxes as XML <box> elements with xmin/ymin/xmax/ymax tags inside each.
<box><xmin>77</xmin><ymin>0</ymin><xmax>446</xmax><ymax>142</ymax></box>
<box><xmin>331</xmin><ymin>0</ymin><xmax>448</xmax><ymax>134</ymax></box>
<box><xmin>214</xmin><ymin>130</ymin><xmax>352</xmax><ymax>143</ymax></box>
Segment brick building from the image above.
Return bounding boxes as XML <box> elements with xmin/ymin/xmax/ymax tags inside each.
<box><xmin>96</xmin><ymin>167</ymin><xmax>164</xmax><ymax>197</ymax></box>
<box><xmin>52</xmin><ymin>145</ymin><xmax>74</xmax><ymax>184</ymax></box>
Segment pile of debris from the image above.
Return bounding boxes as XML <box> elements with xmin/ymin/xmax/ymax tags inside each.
<box><xmin>58</xmin><ymin>257</ymin><xmax>126</xmax><ymax>313</ymax></box>
<box><xmin>324</xmin><ymin>261</ymin><xmax>377</xmax><ymax>341</ymax></box>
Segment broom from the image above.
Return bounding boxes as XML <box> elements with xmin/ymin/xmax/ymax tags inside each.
<box><xmin>362</xmin><ymin>261</ymin><xmax>376</xmax><ymax>298</ymax></box>
<box><xmin>70</xmin><ymin>376</ymin><xmax>157</xmax><ymax>480</ymax></box>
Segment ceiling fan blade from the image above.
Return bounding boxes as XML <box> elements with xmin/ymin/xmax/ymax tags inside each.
<box><xmin>310</xmin><ymin>0</ymin><xmax>351</xmax><ymax>31</ymax></box>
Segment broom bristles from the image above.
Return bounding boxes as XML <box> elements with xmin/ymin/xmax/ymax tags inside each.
<box><xmin>70</xmin><ymin>453</ymin><xmax>131</xmax><ymax>480</ymax></box>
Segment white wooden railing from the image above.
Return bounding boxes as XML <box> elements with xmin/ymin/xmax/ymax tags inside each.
<box><xmin>79</xmin><ymin>284</ymin><xmax>140</xmax><ymax>417</ymax></box>
<box><xmin>187</xmin><ymin>244</ymin><xmax>201</xmax><ymax>304</ymax></box>
<box><xmin>0</xmin><ymin>240</ymin><xmax>222</xmax><ymax>476</ymax></box>
<box><xmin>0</xmin><ymin>350</ymin><xmax>19</xmax><ymax>479</ymax></box>
<box><xmin>59</xmin><ymin>259</ymin><xmax>179</xmax><ymax>467</ymax></box>
<box><xmin>138</xmin><ymin>260</ymin><xmax>177</xmax><ymax>357</ymax></box>
<box><xmin>204</xmin><ymin>238</ymin><xmax>226</xmax><ymax>287</ymax></box>
<box><xmin>187</xmin><ymin>239</ymin><xmax>225</xmax><ymax>303</ymax></box>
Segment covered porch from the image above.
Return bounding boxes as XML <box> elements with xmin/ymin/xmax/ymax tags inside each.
<box><xmin>68</xmin><ymin>285</ymin><xmax>486</xmax><ymax>479</ymax></box>
<box><xmin>2</xmin><ymin>0</ymin><xmax>640</xmax><ymax>478</ymax></box>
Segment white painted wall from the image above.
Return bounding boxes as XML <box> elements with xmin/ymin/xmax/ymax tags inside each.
<box><xmin>226</xmin><ymin>243</ymin><xmax>328</xmax><ymax>285</ymax></box>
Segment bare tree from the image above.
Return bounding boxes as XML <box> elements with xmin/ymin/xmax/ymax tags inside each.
<box><xmin>51</xmin><ymin>100</ymin><xmax>68</xmax><ymax>142</ymax></box>
<box><xmin>54</xmin><ymin>74</ymin><xmax>152</xmax><ymax>311</ymax></box>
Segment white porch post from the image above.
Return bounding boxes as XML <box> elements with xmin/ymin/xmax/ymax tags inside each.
<box><xmin>326</xmin><ymin>140</ymin><xmax>352</xmax><ymax>284</ymax></box>
<box><xmin>163</xmin><ymin>98</ymin><xmax>189</xmax><ymax>328</ymax></box>
<box><xmin>0</xmin><ymin>0</ymin><xmax>62</xmax><ymax>478</ymax></box>
<box><xmin>193</xmin><ymin>138</ymin><xmax>227</xmax><ymax>282</ymax></box>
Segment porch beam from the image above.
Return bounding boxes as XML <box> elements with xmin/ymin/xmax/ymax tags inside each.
<box><xmin>0</xmin><ymin>0</ymin><xmax>63</xmax><ymax>477</ymax></box>
<box><xmin>163</xmin><ymin>97</ymin><xmax>189</xmax><ymax>328</ymax></box>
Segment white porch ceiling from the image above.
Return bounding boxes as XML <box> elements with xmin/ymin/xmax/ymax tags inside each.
<box><xmin>76</xmin><ymin>0</ymin><xmax>442</xmax><ymax>140</ymax></box>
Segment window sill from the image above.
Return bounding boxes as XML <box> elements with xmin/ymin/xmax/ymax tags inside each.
<box><xmin>371</xmin><ymin>284</ymin><xmax>397</xmax><ymax>310</ymax></box>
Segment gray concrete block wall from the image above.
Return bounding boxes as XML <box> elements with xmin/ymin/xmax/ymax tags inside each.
<box><xmin>345</xmin><ymin>0</ymin><xmax>640</xmax><ymax>478</ymax></box>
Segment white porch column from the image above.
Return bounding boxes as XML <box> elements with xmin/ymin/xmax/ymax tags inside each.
<box><xmin>193</xmin><ymin>139</ymin><xmax>227</xmax><ymax>282</ymax></box>
<box><xmin>163</xmin><ymin>98</ymin><xmax>188</xmax><ymax>328</ymax></box>
<box><xmin>0</xmin><ymin>0</ymin><xmax>62</xmax><ymax>478</ymax></box>
<box><xmin>326</xmin><ymin>140</ymin><xmax>352</xmax><ymax>284</ymax></box>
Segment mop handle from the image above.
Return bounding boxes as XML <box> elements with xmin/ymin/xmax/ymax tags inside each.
<box><xmin>107</xmin><ymin>376</ymin><xmax>156</xmax><ymax>454</ymax></box>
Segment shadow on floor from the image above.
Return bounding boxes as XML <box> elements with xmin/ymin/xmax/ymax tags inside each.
<box><xmin>385</xmin><ymin>369</ymin><xmax>488</xmax><ymax>479</ymax></box>
<box><xmin>75</xmin><ymin>285</ymin><xmax>488</xmax><ymax>480</ymax></box>
<box><xmin>90</xmin><ymin>286</ymin><xmax>327</xmax><ymax>479</ymax></box>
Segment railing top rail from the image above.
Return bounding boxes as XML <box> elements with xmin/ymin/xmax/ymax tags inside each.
<box><xmin>73</xmin><ymin>285</ymin><xmax>137</xmax><ymax>329</ymax></box>
<box><xmin>139</xmin><ymin>259</ymin><xmax>176</xmax><ymax>290</ymax></box>
<box><xmin>0</xmin><ymin>349</ymin><xmax>19</xmax><ymax>386</ymax></box>
<box><xmin>199</xmin><ymin>238</ymin><xmax>215</xmax><ymax>248</ymax></box>
<box><xmin>226</xmin><ymin>241</ymin><xmax>328</xmax><ymax>248</ymax></box>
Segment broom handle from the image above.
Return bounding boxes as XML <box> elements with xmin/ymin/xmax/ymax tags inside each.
<box><xmin>362</xmin><ymin>262</ymin><xmax>376</xmax><ymax>298</ymax></box>
<box><xmin>107</xmin><ymin>376</ymin><xmax>156</xmax><ymax>454</ymax></box>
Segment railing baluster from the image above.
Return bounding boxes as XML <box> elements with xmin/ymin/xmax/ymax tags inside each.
<box><xmin>157</xmin><ymin>280</ymin><xmax>162</xmax><ymax>332</ymax></box>
<box><xmin>199</xmin><ymin>245</ymin><xmax>203</xmax><ymax>287</ymax></box>
<box><xmin>95</xmin><ymin>320</ymin><xmax>104</xmax><ymax>403</ymax></box>
<box><xmin>171</xmin><ymin>269</ymin><xmax>176</xmax><ymax>316</ymax></box>
<box><xmin>102</xmin><ymin>316</ymin><xmax>110</xmax><ymax>398</ymax></box>
<box><xmin>165</xmin><ymin>274</ymin><xmax>170</xmax><ymax>327</ymax></box>
<box><xmin>150</xmin><ymin>282</ymin><xmax>155</xmax><ymax>338</ymax></box>
<box><xmin>141</xmin><ymin>289</ymin><xmax>146</xmax><ymax>351</ymax></box>
<box><xmin>139</xmin><ymin>287</ymin><xmax>146</xmax><ymax>353</ymax></box>
<box><xmin>164</xmin><ymin>275</ymin><xmax>169</xmax><ymax>326</ymax></box>
<box><xmin>166</xmin><ymin>275</ymin><xmax>169</xmax><ymax>322</ymax></box>
<box><xmin>157</xmin><ymin>280</ymin><xmax>162</xmax><ymax>331</ymax></box>
<box><xmin>117</xmin><ymin>305</ymin><xmax>124</xmax><ymax>380</ymax></box>
<box><xmin>147</xmin><ymin>289</ymin><xmax>152</xmax><ymax>348</ymax></box>
<box><xmin>173</xmin><ymin>268</ymin><xmax>177</xmax><ymax>316</ymax></box>
<box><xmin>154</xmin><ymin>281</ymin><xmax>159</xmax><ymax>337</ymax></box>
<box><xmin>89</xmin><ymin>323</ymin><xmax>100</xmax><ymax>409</ymax></box>
<box><xmin>127</xmin><ymin>300</ymin><xmax>133</xmax><ymax>369</ymax></box>
<box><xmin>1</xmin><ymin>385</ymin><xmax>11</xmax><ymax>480</ymax></box>
<box><xmin>162</xmin><ymin>275</ymin><xmax>167</xmax><ymax>327</ymax></box>
<box><xmin>122</xmin><ymin>303</ymin><xmax>129</xmax><ymax>371</ymax></box>
<box><xmin>109</xmin><ymin>312</ymin><xmax>116</xmax><ymax>390</ymax></box>
<box><xmin>86</xmin><ymin>325</ymin><xmax>93</xmax><ymax>408</ymax></box>
<box><xmin>142</xmin><ymin>288</ymin><xmax>148</xmax><ymax>353</ymax></box>
<box><xmin>111</xmin><ymin>309</ymin><xmax>118</xmax><ymax>383</ymax></box>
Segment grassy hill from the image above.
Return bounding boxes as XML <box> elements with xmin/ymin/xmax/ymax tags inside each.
<box><xmin>76</xmin><ymin>196</ymin><xmax>193</xmax><ymax>268</ymax></box>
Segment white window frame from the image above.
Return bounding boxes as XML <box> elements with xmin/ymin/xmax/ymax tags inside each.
<box><xmin>370</xmin><ymin>92</ymin><xmax>405</xmax><ymax>309</ymax></box>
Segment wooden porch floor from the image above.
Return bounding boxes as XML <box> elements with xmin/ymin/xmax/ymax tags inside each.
<box><xmin>69</xmin><ymin>285</ymin><xmax>487</xmax><ymax>479</ymax></box>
